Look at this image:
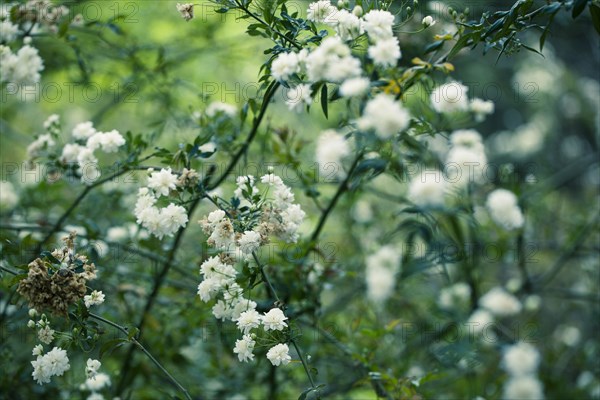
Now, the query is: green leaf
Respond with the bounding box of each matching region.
[99,338,128,358]
[424,40,445,54]
[40,251,60,265]
[320,84,328,119]
[572,0,588,18]
[7,273,27,287]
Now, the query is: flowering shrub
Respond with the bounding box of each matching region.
[1,0,599,399]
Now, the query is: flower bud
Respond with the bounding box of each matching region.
[422,15,435,27]
[352,5,363,17]
[27,320,35,328]
[28,308,38,318]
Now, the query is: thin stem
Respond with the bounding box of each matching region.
[88,313,192,400]
[207,80,280,190]
[291,339,316,389]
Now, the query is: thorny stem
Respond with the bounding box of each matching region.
[88,313,193,400]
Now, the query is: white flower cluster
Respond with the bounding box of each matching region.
[27,312,55,345]
[197,255,292,366]
[365,245,402,304]
[0,1,75,87]
[27,115,126,185]
[486,189,525,230]
[31,346,70,385]
[0,43,44,85]
[502,342,545,399]
[134,168,189,239]
[197,173,305,366]
[445,129,488,187]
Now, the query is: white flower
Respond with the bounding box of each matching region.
[160,203,189,236]
[0,20,21,43]
[233,334,255,362]
[362,10,395,41]
[316,129,351,178]
[86,132,104,151]
[285,84,312,112]
[85,372,111,391]
[306,0,337,24]
[365,245,401,304]
[236,309,261,333]
[31,347,70,385]
[357,94,410,138]
[368,37,401,67]
[339,77,370,97]
[266,343,291,366]
[431,81,470,113]
[38,325,55,344]
[470,98,494,121]
[422,15,436,27]
[407,170,447,207]
[72,121,97,140]
[84,290,105,308]
[206,101,237,118]
[467,308,495,334]
[445,146,488,187]
[212,301,231,320]
[238,230,262,255]
[86,393,104,400]
[262,308,288,331]
[32,344,43,357]
[502,342,540,376]
[486,189,524,230]
[0,181,19,211]
[147,168,178,197]
[450,129,485,153]
[271,52,300,82]
[27,133,55,159]
[333,10,363,40]
[438,282,471,310]
[85,359,101,379]
[479,287,522,317]
[77,148,98,168]
[207,209,226,224]
[60,143,84,163]
[99,130,126,153]
[176,3,194,21]
[197,278,221,302]
[503,376,545,400]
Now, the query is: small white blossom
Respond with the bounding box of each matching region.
[470,98,494,121]
[365,245,401,304]
[503,376,545,400]
[206,101,237,118]
[266,343,291,366]
[316,129,351,178]
[84,290,105,308]
[339,77,370,97]
[502,342,540,376]
[38,325,55,344]
[32,345,43,356]
[147,168,178,197]
[72,121,97,140]
[233,334,255,362]
[362,10,395,41]
[431,81,470,113]
[238,230,262,255]
[407,170,447,207]
[236,309,261,333]
[84,372,111,391]
[85,359,102,379]
[368,37,401,67]
[31,347,70,385]
[271,52,300,82]
[0,181,19,211]
[357,94,410,138]
[176,3,194,21]
[479,287,522,317]
[306,0,337,24]
[262,308,288,331]
[486,189,524,230]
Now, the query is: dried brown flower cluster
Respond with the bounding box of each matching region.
[17,233,97,316]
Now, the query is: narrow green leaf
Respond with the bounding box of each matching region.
[320,84,328,119]
[572,0,588,18]
[590,4,600,35]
